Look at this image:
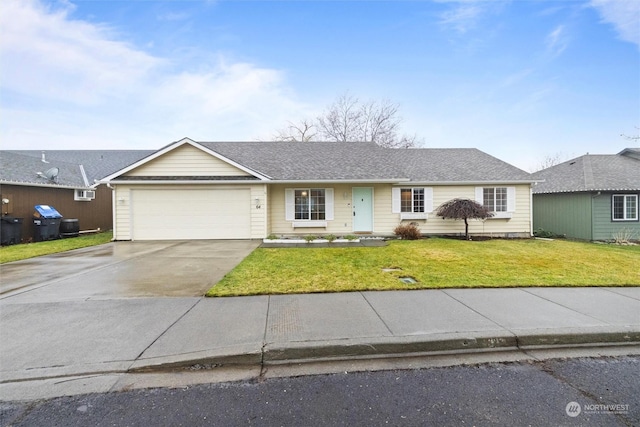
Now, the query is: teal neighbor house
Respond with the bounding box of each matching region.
[532,148,640,241]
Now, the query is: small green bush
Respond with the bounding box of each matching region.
[266,234,278,240]
[394,223,422,240]
[304,234,317,243]
[325,234,337,242]
[344,235,358,241]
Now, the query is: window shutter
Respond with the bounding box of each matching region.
[507,187,516,212]
[285,189,294,221]
[325,188,334,220]
[424,187,434,213]
[475,187,484,204]
[392,187,401,213]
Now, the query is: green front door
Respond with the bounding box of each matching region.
[353,187,373,232]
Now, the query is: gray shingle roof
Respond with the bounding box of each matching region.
[532,150,640,194]
[2,150,153,187]
[3,142,534,186]
[201,142,533,182]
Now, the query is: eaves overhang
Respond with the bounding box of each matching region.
[533,187,640,195]
[267,178,411,184]
[396,180,542,186]
[0,180,93,190]
[102,179,265,185]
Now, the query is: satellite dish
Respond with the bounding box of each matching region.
[44,167,59,180]
[37,167,59,181]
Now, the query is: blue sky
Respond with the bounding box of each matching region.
[1,0,638,171]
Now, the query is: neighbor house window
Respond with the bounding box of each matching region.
[483,187,508,212]
[400,188,425,213]
[295,189,326,220]
[612,194,638,221]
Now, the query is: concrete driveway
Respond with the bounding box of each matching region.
[0,240,260,301]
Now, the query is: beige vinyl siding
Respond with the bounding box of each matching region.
[125,144,251,177]
[250,184,268,238]
[113,185,132,240]
[268,183,531,237]
[113,184,267,240]
[421,185,532,237]
[269,184,355,235]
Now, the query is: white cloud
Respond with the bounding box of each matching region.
[590,0,640,48]
[0,0,309,149]
[436,0,509,35]
[546,25,569,57]
[0,0,161,105]
[439,3,483,34]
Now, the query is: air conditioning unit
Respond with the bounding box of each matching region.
[75,189,96,201]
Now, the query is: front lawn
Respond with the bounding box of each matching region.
[0,232,113,264]
[206,238,640,297]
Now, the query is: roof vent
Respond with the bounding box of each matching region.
[569,161,576,165]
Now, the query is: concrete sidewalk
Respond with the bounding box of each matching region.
[1,287,639,400]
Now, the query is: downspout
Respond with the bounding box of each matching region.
[529,184,534,237]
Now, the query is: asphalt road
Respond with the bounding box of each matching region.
[1,356,637,427]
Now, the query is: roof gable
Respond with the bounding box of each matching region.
[124,143,252,177]
[103,138,269,181]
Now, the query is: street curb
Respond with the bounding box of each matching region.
[128,348,263,373]
[125,329,640,372]
[263,332,517,363]
[516,329,640,348]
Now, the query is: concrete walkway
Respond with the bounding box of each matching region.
[1,286,639,401]
[1,242,639,400]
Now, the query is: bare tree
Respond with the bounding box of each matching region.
[621,126,640,143]
[318,93,419,148]
[274,119,317,142]
[276,92,420,148]
[531,152,568,172]
[435,198,493,240]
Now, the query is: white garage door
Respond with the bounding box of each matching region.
[131,188,251,240]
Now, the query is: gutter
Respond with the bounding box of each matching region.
[400,180,543,186]
[100,179,269,185]
[0,180,91,190]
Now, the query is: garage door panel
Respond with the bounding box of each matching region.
[131,188,251,240]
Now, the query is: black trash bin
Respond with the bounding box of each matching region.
[33,205,63,242]
[1,217,23,245]
[60,218,80,238]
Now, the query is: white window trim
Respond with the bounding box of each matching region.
[612,194,638,221]
[285,188,334,222]
[292,220,328,228]
[400,212,429,220]
[392,187,433,216]
[475,186,515,219]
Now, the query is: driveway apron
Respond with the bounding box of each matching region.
[0,240,260,301]
[0,240,259,386]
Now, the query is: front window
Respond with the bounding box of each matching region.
[612,195,638,221]
[400,188,425,213]
[483,187,507,212]
[295,189,325,220]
